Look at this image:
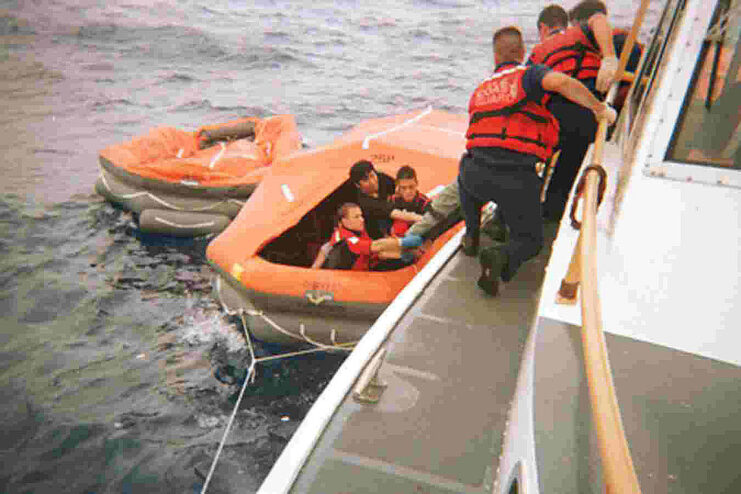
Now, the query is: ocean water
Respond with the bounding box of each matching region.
[0,1,660,492]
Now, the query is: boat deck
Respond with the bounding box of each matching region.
[286,223,558,493]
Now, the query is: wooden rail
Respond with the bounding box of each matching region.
[556,0,650,492]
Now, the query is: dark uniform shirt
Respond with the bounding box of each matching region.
[356,171,396,239]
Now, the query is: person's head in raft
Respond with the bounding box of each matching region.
[568,0,607,25]
[337,202,366,233]
[395,165,419,203]
[350,159,379,196]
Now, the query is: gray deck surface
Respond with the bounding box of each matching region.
[289,223,558,493]
[533,317,741,494]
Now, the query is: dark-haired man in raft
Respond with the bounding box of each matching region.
[349,160,424,239]
[458,25,616,296]
[528,3,619,221]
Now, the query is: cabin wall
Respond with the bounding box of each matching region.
[540,0,740,366]
[601,168,741,366]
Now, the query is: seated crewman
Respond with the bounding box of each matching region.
[374,180,507,261]
[389,165,431,237]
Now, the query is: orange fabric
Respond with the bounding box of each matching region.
[206,109,468,306]
[529,24,601,81]
[466,65,560,161]
[99,115,302,187]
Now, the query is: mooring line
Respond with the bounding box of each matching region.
[199,311,356,493]
[199,314,256,494]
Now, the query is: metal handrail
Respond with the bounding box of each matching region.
[555,0,650,491]
[579,129,641,494]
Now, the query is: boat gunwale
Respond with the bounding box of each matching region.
[255,227,467,494]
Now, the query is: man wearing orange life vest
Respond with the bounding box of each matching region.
[312,203,404,271]
[528,4,619,220]
[458,25,615,296]
[568,0,644,113]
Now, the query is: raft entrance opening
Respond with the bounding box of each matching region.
[258,179,358,267]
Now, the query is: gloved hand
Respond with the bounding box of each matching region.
[596,55,619,93]
[594,102,617,124]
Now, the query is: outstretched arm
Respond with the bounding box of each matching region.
[310,241,333,269]
[542,71,617,123]
[588,13,616,58]
[390,209,424,223]
[588,13,618,92]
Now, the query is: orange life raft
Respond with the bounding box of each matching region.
[95,114,302,236]
[207,108,468,346]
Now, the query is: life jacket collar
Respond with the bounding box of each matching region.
[494,61,520,72]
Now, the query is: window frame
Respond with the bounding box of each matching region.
[664,0,740,172]
[620,0,741,189]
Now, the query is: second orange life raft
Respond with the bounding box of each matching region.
[95,114,303,236]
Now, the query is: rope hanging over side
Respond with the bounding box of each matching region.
[245,309,357,350]
[199,314,258,494]
[199,310,357,494]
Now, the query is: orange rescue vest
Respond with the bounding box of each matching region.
[529,24,601,82]
[329,225,375,271]
[466,65,559,161]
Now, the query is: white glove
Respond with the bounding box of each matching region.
[596,55,618,93]
[594,102,617,125]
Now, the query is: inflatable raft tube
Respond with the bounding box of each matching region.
[138,209,231,237]
[94,170,246,218]
[213,273,373,346]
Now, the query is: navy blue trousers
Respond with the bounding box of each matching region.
[458,152,543,282]
[543,96,598,220]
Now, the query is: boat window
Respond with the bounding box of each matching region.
[666,0,741,169]
[628,0,687,127]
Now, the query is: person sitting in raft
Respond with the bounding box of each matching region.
[374,180,507,261]
[349,160,424,239]
[388,165,431,237]
[311,203,405,271]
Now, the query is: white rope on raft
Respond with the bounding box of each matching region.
[362,105,433,149]
[98,171,245,212]
[248,309,359,351]
[198,310,355,494]
[151,216,219,229]
[208,142,227,169]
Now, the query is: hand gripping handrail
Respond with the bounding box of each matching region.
[556,1,650,492]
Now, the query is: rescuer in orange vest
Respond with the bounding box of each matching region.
[568,0,645,113]
[528,4,619,221]
[458,25,616,296]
